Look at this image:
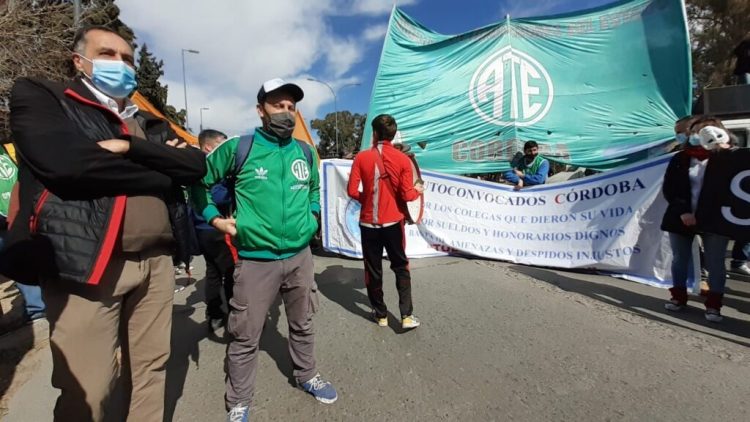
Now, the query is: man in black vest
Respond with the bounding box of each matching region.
[9,26,205,421]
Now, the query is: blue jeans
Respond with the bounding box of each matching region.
[503,170,520,184]
[0,230,46,318]
[15,282,45,318]
[669,232,729,293]
[730,241,750,268]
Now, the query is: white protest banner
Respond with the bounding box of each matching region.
[321,156,680,288]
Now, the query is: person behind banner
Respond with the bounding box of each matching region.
[193,129,237,332]
[661,116,733,323]
[671,115,698,151]
[672,115,713,289]
[347,114,425,330]
[191,78,336,421]
[503,141,549,191]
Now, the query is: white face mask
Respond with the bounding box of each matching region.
[78,55,137,98]
[698,126,730,150]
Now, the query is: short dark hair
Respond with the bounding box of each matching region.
[72,26,127,54]
[371,114,397,141]
[198,129,228,148]
[523,140,538,151]
[689,115,726,132]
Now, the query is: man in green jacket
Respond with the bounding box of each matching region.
[192,78,337,421]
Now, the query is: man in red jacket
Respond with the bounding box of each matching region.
[347,114,424,329]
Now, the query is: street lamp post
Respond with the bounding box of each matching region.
[181,49,200,131]
[73,0,81,27]
[200,107,209,132]
[306,78,361,157]
[307,78,337,157]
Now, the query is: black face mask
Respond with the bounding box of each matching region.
[265,111,296,139]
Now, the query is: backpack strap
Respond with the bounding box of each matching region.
[373,144,407,223]
[224,133,254,215]
[295,140,314,167]
[234,133,255,176]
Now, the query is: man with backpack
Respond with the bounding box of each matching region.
[191,78,337,421]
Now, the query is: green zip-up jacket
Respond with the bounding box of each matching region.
[191,128,320,260]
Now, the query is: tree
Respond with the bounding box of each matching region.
[0,1,75,140]
[164,105,187,127]
[136,44,186,126]
[136,44,167,108]
[0,0,183,141]
[687,0,750,90]
[311,111,367,158]
[80,0,134,45]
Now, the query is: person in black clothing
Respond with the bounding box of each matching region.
[194,129,235,331]
[7,26,205,421]
[732,37,750,85]
[661,116,732,323]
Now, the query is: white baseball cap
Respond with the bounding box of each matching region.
[257,78,304,103]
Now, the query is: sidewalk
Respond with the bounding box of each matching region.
[0,279,49,419]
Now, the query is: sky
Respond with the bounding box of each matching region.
[116,0,614,138]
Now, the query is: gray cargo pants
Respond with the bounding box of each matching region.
[225,247,318,408]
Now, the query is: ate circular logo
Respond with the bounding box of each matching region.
[469,46,554,127]
[0,155,17,181]
[291,159,310,181]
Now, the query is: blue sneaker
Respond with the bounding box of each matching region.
[299,373,338,404]
[226,404,249,422]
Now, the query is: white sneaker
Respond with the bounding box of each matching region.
[664,300,686,312]
[371,311,388,327]
[226,404,249,422]
[401,315,421,329]
[729,264,750,276]
[705,308,723,323]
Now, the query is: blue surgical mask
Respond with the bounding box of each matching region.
[675,133,687,144]
[688,134,701,146]
[80,55,137,98]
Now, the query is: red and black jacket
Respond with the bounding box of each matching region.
[2,77,205,285]
[347,141,420,225]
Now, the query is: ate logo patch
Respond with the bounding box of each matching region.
[291,159,309,181]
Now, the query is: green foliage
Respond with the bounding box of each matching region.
[687,0,750,89]
[311,111,367,158]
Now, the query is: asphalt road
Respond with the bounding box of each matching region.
[4,254,750,421]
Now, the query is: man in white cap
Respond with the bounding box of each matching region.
[192,78,337,422]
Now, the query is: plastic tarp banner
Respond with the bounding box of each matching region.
[362,0,691,174]
[131,91,199,146]
[322,155,702,289]
[130,92,317,153]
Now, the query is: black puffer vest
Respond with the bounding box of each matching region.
[2,79,195,285]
